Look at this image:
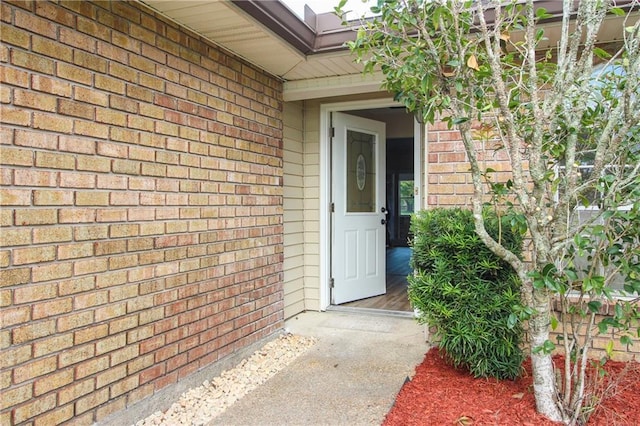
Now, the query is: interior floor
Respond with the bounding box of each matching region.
[342,247,413,312]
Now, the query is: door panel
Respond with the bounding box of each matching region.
[332,112,386,304]
[365,229,378,276]
[345,230,357,279]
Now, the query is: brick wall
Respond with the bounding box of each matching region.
[0,1,284,424]
[426,121,512,207]
[549,299,640,362]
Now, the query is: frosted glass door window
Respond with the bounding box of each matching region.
[346,130,376,213]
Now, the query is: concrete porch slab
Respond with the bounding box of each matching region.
[209,310,429,425]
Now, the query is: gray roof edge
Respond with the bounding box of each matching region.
[231,0,639,57]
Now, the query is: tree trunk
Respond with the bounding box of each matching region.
[529,287,565,423]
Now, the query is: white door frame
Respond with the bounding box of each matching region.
[319,99,425,310]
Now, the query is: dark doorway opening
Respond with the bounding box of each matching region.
[386,137,414,248]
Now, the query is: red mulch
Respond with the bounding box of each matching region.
[384,348,640,426]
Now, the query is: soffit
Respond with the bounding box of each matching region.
[140,1,363,82]
[141,1,308,77]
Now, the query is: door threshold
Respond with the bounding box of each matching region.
[326,305,415,319]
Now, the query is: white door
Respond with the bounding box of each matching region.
[331,112,387,304]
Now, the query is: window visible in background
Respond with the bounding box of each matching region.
[555,63,639,293]
[399,180,414,216]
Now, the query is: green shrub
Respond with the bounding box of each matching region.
[408,208,525,380]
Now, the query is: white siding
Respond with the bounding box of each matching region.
[302,102,322,311]
[283,101,306,318]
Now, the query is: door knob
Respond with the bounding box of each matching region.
[381,219,387,225]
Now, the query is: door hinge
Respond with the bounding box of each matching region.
[331,127,335,138]
[330,278,335,288]
[330,202,335,213]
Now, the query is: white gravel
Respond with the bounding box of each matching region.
[133,333,317,426]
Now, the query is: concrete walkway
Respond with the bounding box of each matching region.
[209,310,429,426]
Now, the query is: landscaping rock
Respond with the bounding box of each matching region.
[133,333,316,426]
